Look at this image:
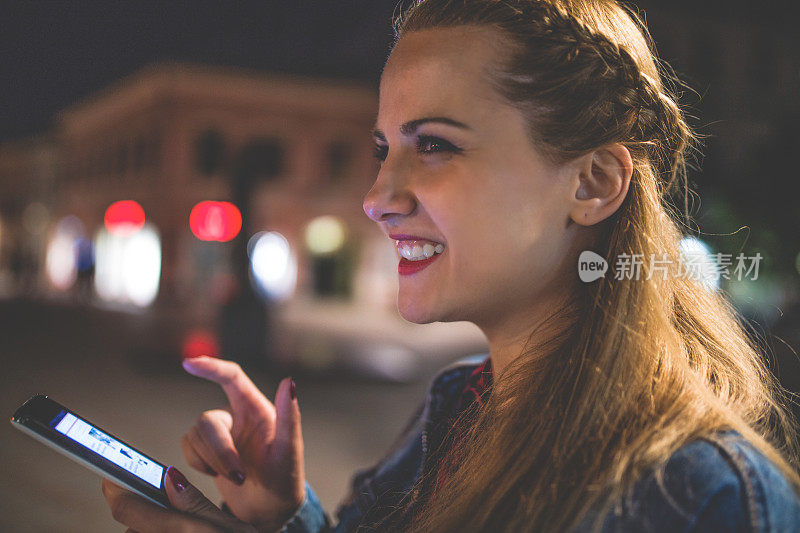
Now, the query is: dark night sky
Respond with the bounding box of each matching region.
[0,1,789,144]
[0,1,398,143]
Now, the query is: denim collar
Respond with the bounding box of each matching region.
[416,353,490,486]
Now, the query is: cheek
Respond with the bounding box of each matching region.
[421,164,566,271]
[451,190,566,282]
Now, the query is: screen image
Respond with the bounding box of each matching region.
[53,412,164,488]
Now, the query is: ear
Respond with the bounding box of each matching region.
[568,143,633,226]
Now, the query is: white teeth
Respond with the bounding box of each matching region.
[395,239,445,261]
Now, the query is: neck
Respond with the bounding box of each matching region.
[479,286,580,377]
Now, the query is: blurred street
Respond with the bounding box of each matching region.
[2,2,799,531]
[0,298,481,531]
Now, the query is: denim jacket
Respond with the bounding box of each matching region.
[277,353,800,532]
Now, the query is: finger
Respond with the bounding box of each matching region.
[194,411,246,484]
[163,466,238,531]
[187,427,229,480]
[182,356,274,419]
[274,377,301,449]
[102,478,192,532]
[181,432,219,477]
[273,377,305,500]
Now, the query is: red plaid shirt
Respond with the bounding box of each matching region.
[432,355,493,497]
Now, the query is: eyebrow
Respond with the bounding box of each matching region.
[371,117,472,141]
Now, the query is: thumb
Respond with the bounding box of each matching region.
[273,377,305,498]
[164,465,233,528]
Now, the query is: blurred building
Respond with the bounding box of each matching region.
[8,4,793,374]
[0,135,58,296]
[55,62,384,303]
[0,62,488,378]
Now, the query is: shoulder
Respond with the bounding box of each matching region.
[586,430,800,533]
[427,352,489,396]
[692,430,800,533]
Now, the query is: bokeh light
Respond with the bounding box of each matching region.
[74,237,95,273]
[304,215,346,255]
[104,200,145,237]
[250,231,297,301]
[189,201,242,242]
[45,216,85,291]
[94,223,162,306]
[182,329,220,359]
[678,236,720,291]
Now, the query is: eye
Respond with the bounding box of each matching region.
[373,143,388,163]
[372,135,463,166]
[416,135,461,156]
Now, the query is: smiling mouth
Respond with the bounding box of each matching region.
[394,239,445,261]
[398,248,443,275]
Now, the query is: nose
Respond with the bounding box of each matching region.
[362,172,416,223]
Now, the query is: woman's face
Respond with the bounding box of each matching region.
[363,26,587,331]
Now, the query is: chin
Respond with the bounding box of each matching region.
[396,296,439,324]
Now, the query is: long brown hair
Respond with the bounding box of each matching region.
[363,0,800,531]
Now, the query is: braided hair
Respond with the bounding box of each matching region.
[358,1,800,532]
[393,0,700,208]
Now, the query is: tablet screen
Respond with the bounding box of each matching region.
[52,411,164,488]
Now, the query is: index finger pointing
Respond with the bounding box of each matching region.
[182,357,272,417]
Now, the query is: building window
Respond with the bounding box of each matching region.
[84,153,94,179]
[88,151,97,178]
[194,129,226,177]
[150,132,162,169]
[235,137,284,181]
[98,147,113,178]
[324,140,353,185]
[116,143,128,176]
[133,137,147,172]
[305,216,353,299]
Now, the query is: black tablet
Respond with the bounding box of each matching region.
[10,394,170,509]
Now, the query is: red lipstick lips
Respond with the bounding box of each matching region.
[389,233,445,276]
[398,252,442,275]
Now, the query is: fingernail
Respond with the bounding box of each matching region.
[230,470,246,485]
[167,466,188,492]
[290,378,296,400]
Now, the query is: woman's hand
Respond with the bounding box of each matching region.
[180,356,305,531]
[101,465,257,532]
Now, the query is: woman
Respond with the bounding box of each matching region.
[102,0,800,531]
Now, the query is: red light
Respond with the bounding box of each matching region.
[182,330,220,360]
[189,201,242,242]
[104,200,145,236]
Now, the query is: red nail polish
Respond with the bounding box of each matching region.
[230,470,246,485]
[167,466,188,492]
[290,378,296,400]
